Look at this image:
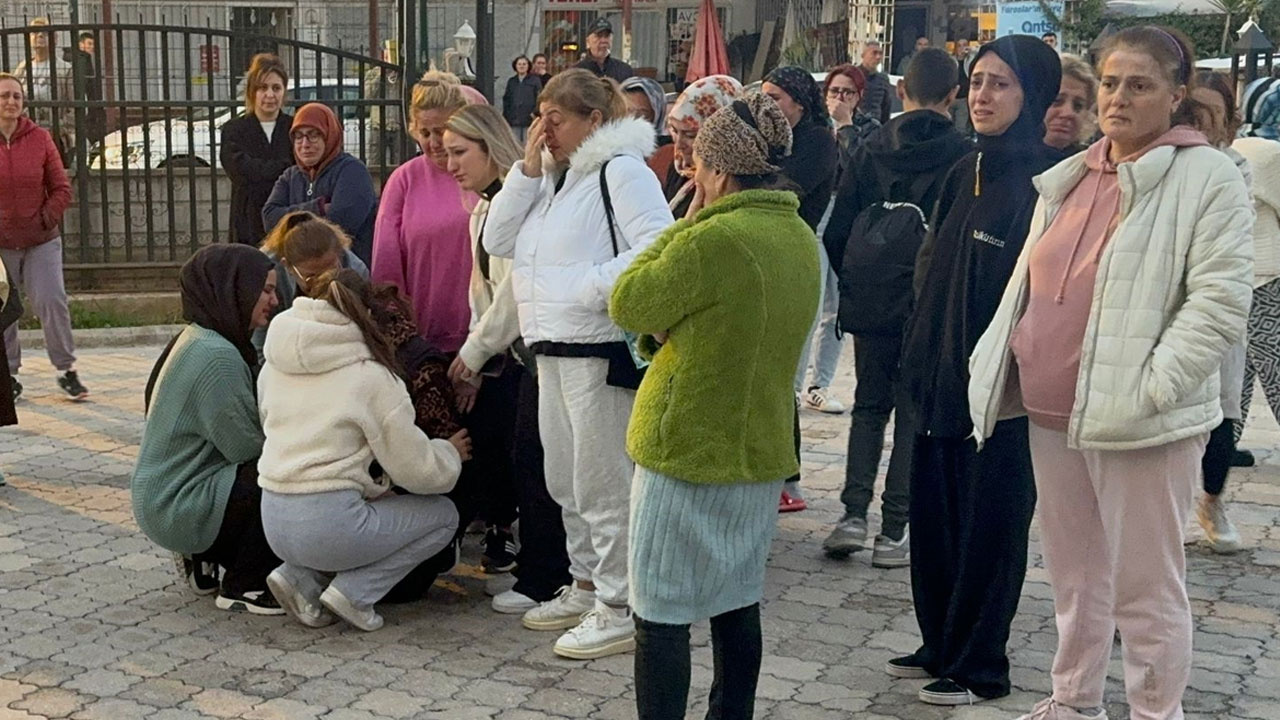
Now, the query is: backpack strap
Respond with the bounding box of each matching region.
[599,159,619,257]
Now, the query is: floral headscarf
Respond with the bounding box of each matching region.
[667,75,743,136]
[1240,77,1280,140]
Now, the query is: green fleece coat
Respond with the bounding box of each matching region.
[610,189,821,485]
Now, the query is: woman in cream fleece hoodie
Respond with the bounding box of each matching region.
[257,269,472,632]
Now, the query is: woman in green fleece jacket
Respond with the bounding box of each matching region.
[609,92,821,720]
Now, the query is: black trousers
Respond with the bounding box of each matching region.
[1203,419,1235,496]
[196,463,280,595]
[511,367,572,602]
[909,417,1035,699]
[785,402,801,486]
[842,333,911,538]
[459,362,521,529]
[634,604,762,720]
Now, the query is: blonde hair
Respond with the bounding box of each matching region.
[539,69,627,123]
[0,72,20,92]
[261,211,351,267]
[411,71,467,115]
[244,53,289,114]
[1060,54,1098,143]
[445,104,523,179]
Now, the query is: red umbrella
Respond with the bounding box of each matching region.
[685,0,730,84]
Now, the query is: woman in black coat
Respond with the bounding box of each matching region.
[220,53,295,246]
[502,56,542,142]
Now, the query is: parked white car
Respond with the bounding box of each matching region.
[89,78,399,170]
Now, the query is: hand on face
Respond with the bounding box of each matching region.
[523,116,546,177]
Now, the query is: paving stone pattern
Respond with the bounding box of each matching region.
[1,345,1278,719]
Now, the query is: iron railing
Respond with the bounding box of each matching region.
[1,20,408,266]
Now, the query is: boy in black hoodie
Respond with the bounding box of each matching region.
[821,49,972,567]
[892,35,1064,706]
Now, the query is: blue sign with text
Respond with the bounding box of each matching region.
[996,1,1064,37]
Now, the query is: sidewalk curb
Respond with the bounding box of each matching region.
[18,325,184,350]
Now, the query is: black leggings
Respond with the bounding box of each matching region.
[634,604,762,720]
[1202,419,1235,496]
[197,463,280,595]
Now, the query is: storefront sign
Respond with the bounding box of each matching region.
[995,1,1062,37]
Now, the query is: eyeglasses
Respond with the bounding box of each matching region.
[291,130,324,145]
[826,87,860,100]
[284,258,328,287]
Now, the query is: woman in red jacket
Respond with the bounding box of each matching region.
[0,72,83,402]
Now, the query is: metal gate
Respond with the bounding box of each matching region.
[1,19,407,268]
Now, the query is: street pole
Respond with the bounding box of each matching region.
[622,0,633,63]
[476,0,495,101]
[419,0,429,76]
[369,0,379,60]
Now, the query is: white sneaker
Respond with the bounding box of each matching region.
[803,386,847,414]
[1016,697,1108,720]
[493,589,539,614]
[1198,495,1242,554]
[553,601,636,659]
[319,586,384,632]
[521,584,595,631]
[267,569,335,628]
[871,527,911,569]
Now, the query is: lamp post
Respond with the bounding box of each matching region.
[1232,19,1274,88]
[449,20,477,84]
[476,0,494,102]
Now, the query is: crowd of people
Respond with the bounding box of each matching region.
[0,20,1275,719]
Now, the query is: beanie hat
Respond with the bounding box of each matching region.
[971,35,1062,142]
[693,92,793,176]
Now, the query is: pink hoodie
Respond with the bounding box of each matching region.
[1010,126,1208,431]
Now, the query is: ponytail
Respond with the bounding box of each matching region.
[314,269,405,382]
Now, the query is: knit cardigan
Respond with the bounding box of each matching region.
[610,189,821,485]
[131,325,263,555]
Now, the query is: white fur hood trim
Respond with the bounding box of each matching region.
[567,117,657,173]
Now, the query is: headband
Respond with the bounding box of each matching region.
[1153,27,1188,82]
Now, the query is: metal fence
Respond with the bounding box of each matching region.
[0,20,405,266]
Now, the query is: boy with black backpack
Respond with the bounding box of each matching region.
[820,48,972,567]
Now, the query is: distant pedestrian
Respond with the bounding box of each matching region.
[1232,77,1280,470]
[65,31,104,143]
[0,72,85,403]
[620,76,667,140]
[894,35,1062,706]
[220,53,295,246]
[363,46,405,168]
[132,244,283,615]
[575,19,634,84]
[896,35,930,74]
[503,55,542,142]
[1043,54,1097,154]
[532,53,553,88]
[14,18,74,164]
[970,27,1252,720]
[257,268,471,632]
[484,68,673,660]
[648,75,741,219]
[820,48,970,568]
[857,41,893,124]
[611,91,821,720]
[262,103,378,265]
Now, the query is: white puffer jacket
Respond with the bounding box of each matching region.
[969,144,1254,451]
[457,197,520,373]
[483,117,675,345]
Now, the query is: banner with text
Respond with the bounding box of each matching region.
[996,1,1062,37]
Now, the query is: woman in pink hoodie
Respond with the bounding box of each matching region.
[968,27,1253,720]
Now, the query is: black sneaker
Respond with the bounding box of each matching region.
[918,679,984,706]
[57,371,88,401]
[481,526,517,574]
[886,653,934,679]
[1231,449,1256,467]
[173,553,220,596]
[11,378,21,402]
[215,588,285,616]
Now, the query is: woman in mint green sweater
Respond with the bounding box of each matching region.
[131,244,283,616]
[609,93,821,720]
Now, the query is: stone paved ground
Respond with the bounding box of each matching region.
[1,344,1278,720]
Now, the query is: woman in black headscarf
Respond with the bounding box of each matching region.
[891,35,1063,706]
[762,66,838,231]
[132,245,285,616]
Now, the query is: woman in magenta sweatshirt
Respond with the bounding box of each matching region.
[371,72,478,354]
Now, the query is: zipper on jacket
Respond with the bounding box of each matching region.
[306,179,315,199]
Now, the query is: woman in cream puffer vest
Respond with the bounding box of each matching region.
[968,26,1253,720]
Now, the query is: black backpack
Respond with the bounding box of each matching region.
[837,172,940,337]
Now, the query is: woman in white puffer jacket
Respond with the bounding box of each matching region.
[482,69,674,661]
[968,27,1253,720]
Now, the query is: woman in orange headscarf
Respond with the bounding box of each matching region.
[262,103,378,265]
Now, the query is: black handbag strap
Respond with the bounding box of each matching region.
[599,159,619,257]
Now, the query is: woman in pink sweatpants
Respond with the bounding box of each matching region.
[967,26,1255,720]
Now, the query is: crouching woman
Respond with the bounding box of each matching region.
[610,92,821,720]
[256,269,472,632]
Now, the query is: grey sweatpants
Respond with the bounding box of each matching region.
[261,489,458,608]
[2,238,76,375]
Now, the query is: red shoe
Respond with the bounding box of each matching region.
[778,491,807,513]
